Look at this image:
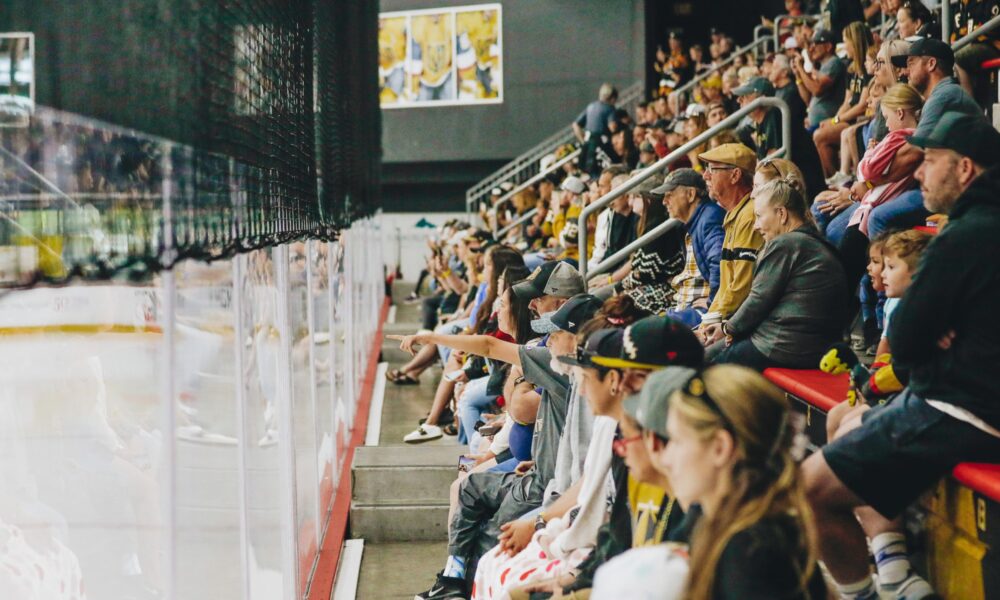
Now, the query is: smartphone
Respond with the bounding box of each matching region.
[477,424,501,437]
[443,369,465,382]
[458,455,476,473]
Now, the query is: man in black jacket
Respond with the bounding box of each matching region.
[803,112,1000,600]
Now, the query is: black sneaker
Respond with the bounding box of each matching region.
[414,571,467,600]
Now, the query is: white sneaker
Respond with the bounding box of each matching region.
[881,570,938,599]
[404,424,442,443]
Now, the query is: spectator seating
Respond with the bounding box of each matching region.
[763,367,1000,600]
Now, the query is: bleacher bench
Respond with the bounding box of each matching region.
[763,368,1000,600]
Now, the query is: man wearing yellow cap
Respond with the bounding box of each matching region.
[696,143,764,346]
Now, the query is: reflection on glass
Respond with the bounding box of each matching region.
[0,279,169,598]
[0,33,34,128]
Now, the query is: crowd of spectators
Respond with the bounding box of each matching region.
[392,1,1000,598]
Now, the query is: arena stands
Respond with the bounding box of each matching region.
[371,3,1000,599]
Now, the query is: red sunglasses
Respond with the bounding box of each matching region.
[612,434,643,457]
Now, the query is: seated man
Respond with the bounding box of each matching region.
[653,168,724,328]
[804,113,1000,600]
[694,143,765,345]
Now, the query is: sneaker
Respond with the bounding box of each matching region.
[881,571,939,599]
[404,424,443,443]
[414,572,467,600]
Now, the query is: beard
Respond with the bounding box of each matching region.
[922,170,962,214]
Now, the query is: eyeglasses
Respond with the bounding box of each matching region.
[682,373,733,430]
[612,433,643,457]
[706,165,737,174]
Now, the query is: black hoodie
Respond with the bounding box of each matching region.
[889,167,1000,430]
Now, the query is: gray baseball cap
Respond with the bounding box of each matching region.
[512,261,586,300]
[651,168,707,196]
[623,366,697,437]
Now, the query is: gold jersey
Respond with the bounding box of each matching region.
[378,18,407,71]
[411,15,453,86]
[457,10,498,69]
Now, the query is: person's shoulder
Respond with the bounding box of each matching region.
[722,514,800,563]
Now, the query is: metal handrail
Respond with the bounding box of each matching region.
[488,149,581,233]
[497,207,538,238]
[753,25,772,61]
[588,219,683,281]
[941,0,951,44]
[772,13,821,56]
[952,15,1000,52]
[669,37,771,101]
[578,96,791,281]
[466,80,645,213]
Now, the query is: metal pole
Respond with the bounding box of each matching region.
[942,0,951,43]
[497,207,538,239]
[588,219,683,280]
[773,14,821,58]
[578,96,790,281]
[952,15,1000,51]
[489,149,581,234]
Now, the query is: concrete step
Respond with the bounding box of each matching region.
[349,502,450,543]
[349,445,462,542]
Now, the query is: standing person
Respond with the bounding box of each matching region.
[793,29,848,133]
[573,84,618,177]
[696,144,764,344]
[655,169,725,328]
[804,112,1000,600]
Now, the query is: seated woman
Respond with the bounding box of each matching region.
[592,175,685,315]
[706,179,848,370]
[592,365,827,599]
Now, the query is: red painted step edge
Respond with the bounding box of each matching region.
[306,296,391,599]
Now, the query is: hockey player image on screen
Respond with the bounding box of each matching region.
[409,13,455,102]
[378,16,408,105]
[456,8,501,101]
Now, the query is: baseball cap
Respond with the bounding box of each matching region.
[702,74,723,89]
[639,141,656,153]
[783,36,799,50]
[558,328,624,368]
[631,172,665,195]
[906,111,1000,168]
[891,37,954,69]
[652,118,671,131]
[512,261,586,300]
[623,366,698,438]
[531,293,604,335]
[463,228,493,244]
[561,175,586,195]
[698,143,757,174]
[590,315,705,370]
[651,168,707,196]
[733,76,775,97]
[811,28,835,44]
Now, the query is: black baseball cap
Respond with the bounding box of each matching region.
[512,261,585,300]
[652,118,671,131]
[558,328,624,368]
[651,168,707,196]
[531,293,604,334]
[891,37,954,69]
[811,28,835,45]
[590,315,704,370]
[906,111,1000,168]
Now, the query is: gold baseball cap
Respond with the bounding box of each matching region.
[698,143,757,175]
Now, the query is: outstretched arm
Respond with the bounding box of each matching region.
[388,332,521,368]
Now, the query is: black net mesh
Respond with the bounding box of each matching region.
[0,0,380,287]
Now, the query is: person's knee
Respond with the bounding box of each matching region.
[802,452,839,510]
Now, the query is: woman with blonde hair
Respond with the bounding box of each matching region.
[753,158,806,195]
[592,365,827,599]
[683,113,709,172]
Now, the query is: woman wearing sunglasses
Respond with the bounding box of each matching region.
[600,364,825,599]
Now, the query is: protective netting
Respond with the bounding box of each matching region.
[0,0,380,287]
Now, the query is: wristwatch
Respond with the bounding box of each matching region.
[534,514,547,531]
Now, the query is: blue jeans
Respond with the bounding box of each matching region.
[812,201,859,247]
[458,376,497,450]
[867,189,929,239]
[435,318,469,364]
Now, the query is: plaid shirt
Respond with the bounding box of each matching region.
[671,234,710,311]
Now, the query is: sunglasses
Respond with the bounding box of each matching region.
[612,432,643,457]
[683,373,733,430]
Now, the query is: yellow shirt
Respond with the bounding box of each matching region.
[627,477,676,547]
[708,193,765,318]
[412,15,453,86]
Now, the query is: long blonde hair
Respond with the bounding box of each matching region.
[842,21,873,75]
[672,365,819,600]
[880,82,923,114]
